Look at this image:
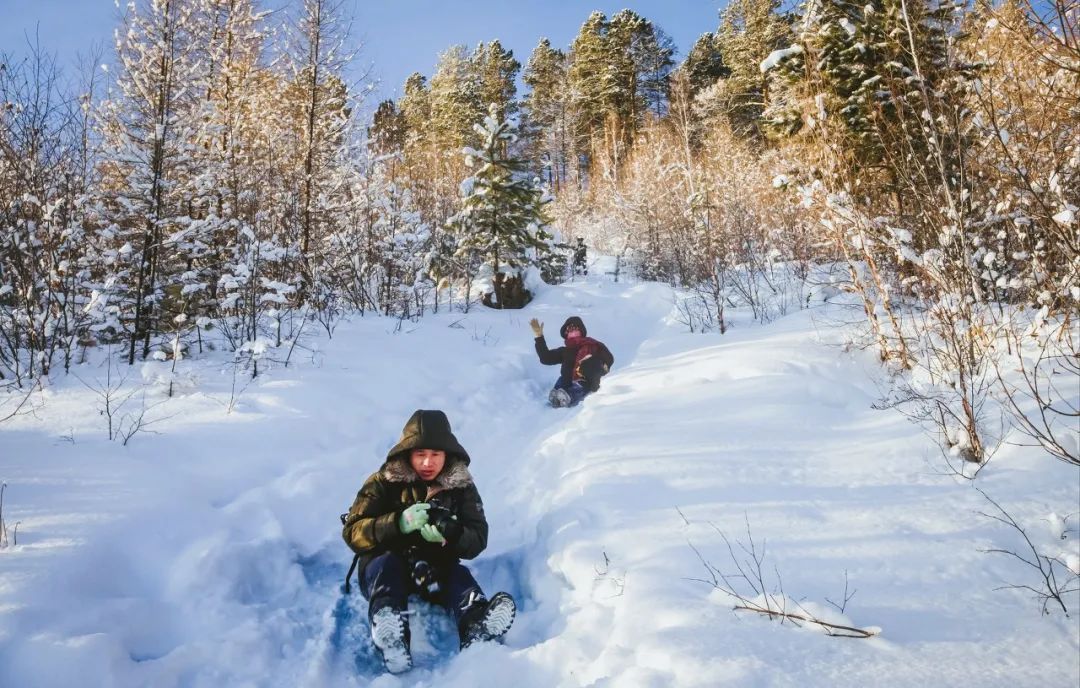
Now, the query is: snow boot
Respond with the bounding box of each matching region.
[458,591,516,650]
[371,606,411,674]
[548,388,571,408]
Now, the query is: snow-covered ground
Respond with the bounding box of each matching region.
[1,265,1077,687]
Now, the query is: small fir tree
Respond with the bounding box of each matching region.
[449,105,553,309]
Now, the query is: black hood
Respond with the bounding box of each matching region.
[385,409,471,465]
[559,316,587,339]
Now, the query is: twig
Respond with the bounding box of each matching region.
[826,570,857,614]
[0,382,38,424]
[976,488,1077,616]
[731,606,878,638]
[687,516,880,639]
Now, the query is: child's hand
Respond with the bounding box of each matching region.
[529,318,543,337]
[420,523,446,545]
[398,503,430,534]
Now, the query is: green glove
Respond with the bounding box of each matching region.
[398,503,430,534]
[419,523,446,545]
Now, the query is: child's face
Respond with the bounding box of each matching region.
[410,449,446,481]
[565,327,582,342]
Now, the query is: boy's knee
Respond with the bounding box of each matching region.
[363,552,409,603]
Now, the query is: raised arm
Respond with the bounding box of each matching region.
[531,318,564,365]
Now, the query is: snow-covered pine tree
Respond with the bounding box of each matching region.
[323,152,431,319]
[96,0,204,365]
[429,46,485,155]
[713,0,792,141]
[372,164,432,319]
[369,100,408,156]
[182,0,270,337]
[280,0,358,306]
[623,13,676,121]
[449,105,552,309]
[396,73,443,226]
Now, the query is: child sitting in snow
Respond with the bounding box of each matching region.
[341,410,516,673]
[530,316,614,407]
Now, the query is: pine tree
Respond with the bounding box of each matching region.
[429,45,484,152]
[714,0,792,140]
[634,22,676,119]
[472,40,520,120]
[567,11,614,166]
[281,0,357,300]
[371,161,431,318]
[682,32,730,96]
[369,100,407,155]
[185,0,270,341]
[97,0,204,364]
[565,10,676,179]
[449,105,552,309]
[523,38,571,191]
[399,73,432,140]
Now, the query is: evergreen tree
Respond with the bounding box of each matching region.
[565,10,676,177]
[281,0,357,299]
[399,73,431,140]
[449,105,552,309]
[523,38,571,191]
[762,0,960,171]
[186,0,270,341]
[634,22,676,119]
[429,45,484,152]
[682,32,730,96]
[567,11,614,164]
[97,0,204,364]
[370,161,431,318]
[714,0,792,140]
[369,99,407,155]
[472,40,520,120]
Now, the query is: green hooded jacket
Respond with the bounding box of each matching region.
[342,410,488,579]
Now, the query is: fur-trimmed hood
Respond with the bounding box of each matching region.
[381,455,475,489]
[380,409,474,489]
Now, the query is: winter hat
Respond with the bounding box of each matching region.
[559,316,587,339]
[385,410,471,465]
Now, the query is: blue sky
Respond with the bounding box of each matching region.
[2,1,725,108]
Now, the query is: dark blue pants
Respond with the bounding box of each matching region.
[553,377,589,406]
[361,552,483,625]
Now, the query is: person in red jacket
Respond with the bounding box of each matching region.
[530,315,614,407]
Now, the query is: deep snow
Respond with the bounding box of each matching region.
[1,266,1077,687]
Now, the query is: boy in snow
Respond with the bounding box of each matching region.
[530,315,614,407]
[341,410,516,673]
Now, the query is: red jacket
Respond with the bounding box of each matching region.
[534,335,614,390]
